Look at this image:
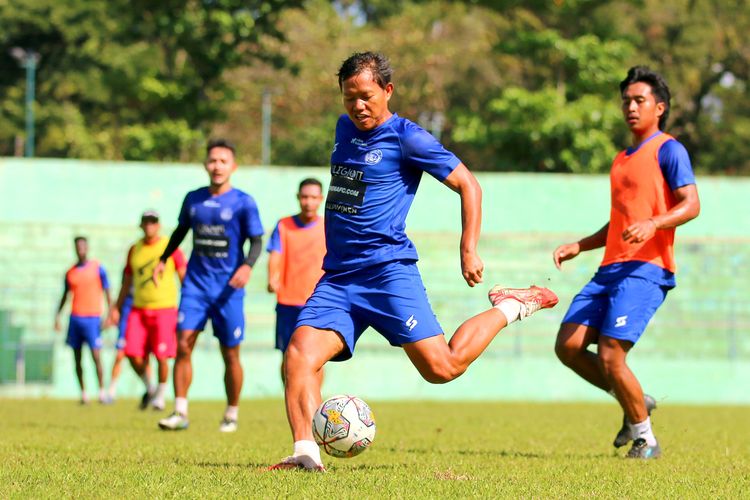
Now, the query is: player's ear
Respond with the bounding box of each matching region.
[384,82,394,101]
[655,100,665,118]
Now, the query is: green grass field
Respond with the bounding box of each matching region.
[1,399,748,498]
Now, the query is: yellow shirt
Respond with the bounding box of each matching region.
[125,237,185,309]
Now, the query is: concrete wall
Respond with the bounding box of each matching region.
[1,158,748,403]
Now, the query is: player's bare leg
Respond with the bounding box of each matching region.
[108,349,125,401]
[598,337,646,422]
[159,329,198,430]
[90,348,107,403]
[598,335,660,457]
[270,326,343,471]
[405,286,558,383]
[219,345,243,432]
[555,323,610,391]
[128,355,155,409]
[403,309,508,383]
[150,358,169,411]
[173,329,199,399]
[73,349,86,403]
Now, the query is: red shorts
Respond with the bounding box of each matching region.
[124,307,177,360]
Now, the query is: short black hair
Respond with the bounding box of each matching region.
[619,66,671,130]
[298,178,322,192]
[73,236,87,244]
[206,138,236,156]
[337,52,393,91]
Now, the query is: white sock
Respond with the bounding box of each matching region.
[494,299,522,324]
[81,390,89,402]
[630,417,657,446]
[293,440,322,464]
[175,397,188,416]
[108,379,118,398]
[99,388,107,401]
[224,405,239,421]
[140,372,154,393]
[153,383,168,403]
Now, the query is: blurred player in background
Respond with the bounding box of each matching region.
[271,52,558,471]
[109,210,186,411]
[54,236,112,404]
[155,139,264,432]
[266,178,326,383]
[553,66,700,459]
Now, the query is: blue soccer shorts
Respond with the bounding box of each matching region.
[178,291,245,347]
[66,315,103,350]
[562,275,668,344]
[295,260,443,361]
[275,303,303,352]
[117,295,133,351]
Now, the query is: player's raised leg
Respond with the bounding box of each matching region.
[269,326,345,471]
[404,285,558,383]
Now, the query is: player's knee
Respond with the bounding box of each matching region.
[284,341,315,373]
[554,340,577,366]
[419,360,465,384]
[598,351,625,377]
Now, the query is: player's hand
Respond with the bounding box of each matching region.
[267,280,279,293]
[553,242,581,269]
[622,218,657,244]
[229,264,252,289]
[54,317,62,333]
[152,260,166,287]
[461,251,484,288]
[105,308,120,328]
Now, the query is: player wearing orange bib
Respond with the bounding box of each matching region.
[266,178,326,382]
[54,236,112,404]
[110,211,187,410]
[553,67,700,459]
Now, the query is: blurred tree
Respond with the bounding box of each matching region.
[0,0,301,160]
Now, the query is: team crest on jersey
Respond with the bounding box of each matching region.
[365,149,383,164]
[220,208,233,221]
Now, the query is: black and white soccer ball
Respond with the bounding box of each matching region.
[312,395,376,458]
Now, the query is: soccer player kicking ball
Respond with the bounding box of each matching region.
[109,210,187,411]
[266,178,326,383]
[155,139,264,432]
[553,66,700,459]
[54,236,112,404]
[270,52,558,472]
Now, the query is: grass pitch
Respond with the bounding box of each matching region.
[1,398,748,498]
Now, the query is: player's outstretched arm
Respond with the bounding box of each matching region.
[553,223,609,269]
[442,163,483,287]
[154,224,190,285]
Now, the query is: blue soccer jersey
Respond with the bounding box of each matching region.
[324,113,460,270]
[178,187,264,296]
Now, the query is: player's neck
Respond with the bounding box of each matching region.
[630,126,661,148]
[297,212,318,225]
[209,182,232,196]
[143,235,160,245]
[76,258,87,266]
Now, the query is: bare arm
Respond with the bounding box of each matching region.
[442,162,483,287]
[267,251,282,293]
[622,184,700,244]
[54,283,69,332]
[553,223,609,270]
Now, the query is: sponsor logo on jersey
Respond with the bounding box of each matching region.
[351,138,367,147]
[331,164,364,181]
[615,315,628,328]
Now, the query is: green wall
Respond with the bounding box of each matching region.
[0,159,748,403]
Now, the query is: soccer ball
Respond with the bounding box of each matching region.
[312,395,376,458]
